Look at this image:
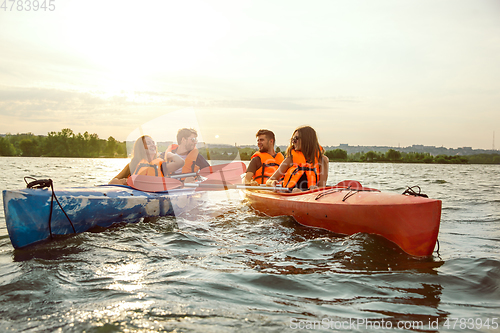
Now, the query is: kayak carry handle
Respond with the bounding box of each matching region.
[402,186,428,198]
[24,177,52,189]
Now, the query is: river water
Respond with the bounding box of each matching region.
[0,157,499,332]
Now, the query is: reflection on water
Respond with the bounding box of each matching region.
[0,158,499,332]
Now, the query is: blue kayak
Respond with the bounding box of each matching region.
[3,185,200,249]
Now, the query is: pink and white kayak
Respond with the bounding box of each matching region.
[244,181,441,257]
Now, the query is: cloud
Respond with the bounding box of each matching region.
[0,1,499,148]
[0,87,117,117]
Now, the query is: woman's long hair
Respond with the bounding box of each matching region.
[130,135,154,172]
[286,126,322,164]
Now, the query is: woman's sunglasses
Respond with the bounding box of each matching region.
[292,136,300,143]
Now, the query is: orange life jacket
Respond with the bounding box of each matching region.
[166,144,200,174]
[131,158,166,177]
[282,149,320,189]
[251,151,284,184]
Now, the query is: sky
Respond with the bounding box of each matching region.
[0,0,499,149]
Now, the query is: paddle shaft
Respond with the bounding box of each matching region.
[183,183,288,191]
[170,173,197,179]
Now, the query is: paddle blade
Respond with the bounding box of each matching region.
[186,183,288,191]
[199,162,247,178]
[127,175,183,192]
[199,162,247,185]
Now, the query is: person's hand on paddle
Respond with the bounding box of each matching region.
[266,179,278,187]
[183,176,196,183]
[243,178,259,186]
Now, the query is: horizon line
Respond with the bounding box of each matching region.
[1,133,496,151]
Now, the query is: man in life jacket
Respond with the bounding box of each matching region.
[243,129,284,185]
[162,128,210,181]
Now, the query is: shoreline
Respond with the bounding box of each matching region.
[1,155,499,165]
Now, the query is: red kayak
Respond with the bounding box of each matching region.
[245,180,441,257]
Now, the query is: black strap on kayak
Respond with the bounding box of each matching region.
[402,185,428,198]
[314,188,362,202]
[315,186,379,201]
[24,177,76,238]
[342,190,358,202]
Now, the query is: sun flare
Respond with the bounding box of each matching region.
[60,0,229,93]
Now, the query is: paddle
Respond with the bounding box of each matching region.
[157,162,246,181]
[198,162,246,177]
[127,175,183,192]
[184,183,289,191]
[127,175,250,193]
[127,162,247,192]
[170,173,197,179]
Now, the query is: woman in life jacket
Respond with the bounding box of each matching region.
[266,126,329,192]
[109,135,184,185]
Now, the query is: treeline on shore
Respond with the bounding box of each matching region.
[322,149,500,164]
[1,131,498,164]
[0,129,126,158]
[234,148,498,164]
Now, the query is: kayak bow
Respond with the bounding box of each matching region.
[3,185,199,249]
[245,181,441,257]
